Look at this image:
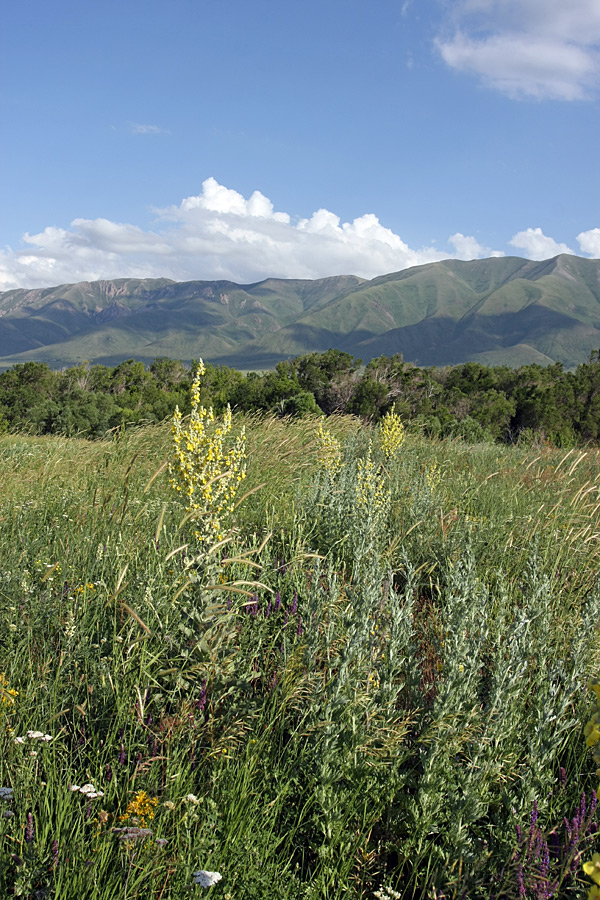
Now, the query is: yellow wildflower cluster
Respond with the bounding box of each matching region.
[170,361,246,547]
[583,679,600,897]
[378,411,405,460]
[356,443,390,520]
[75,582,96,594]
[316,422,342,479]
[425,461,441,492]
[119,790,158,827]
[0,672,17,707]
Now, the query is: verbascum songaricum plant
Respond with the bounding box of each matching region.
[316,421,342,479]
[377,410,405,460]
[582,678,600,898]
[170,361,246,549]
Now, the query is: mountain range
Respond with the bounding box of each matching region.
[1,254,599,370]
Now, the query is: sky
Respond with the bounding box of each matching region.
[0,0,599,290]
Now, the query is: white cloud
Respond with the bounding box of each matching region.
[437,0,600,99]
[128,122,170,135]
[449,232,505,259]
[578,228,600,256]
[509,227,574,258]
[0,178,588,291]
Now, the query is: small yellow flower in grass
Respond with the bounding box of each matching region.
[378,411,405,460]
[0,673,18,707]
[119,790,158,827]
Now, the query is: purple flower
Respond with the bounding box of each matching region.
[51,839,59,869]
[196,679,207,713]
[25,812,34,844]
[291,591,298,615]
[274,591,281,611]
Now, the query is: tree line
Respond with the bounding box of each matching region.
[3,349,600,446]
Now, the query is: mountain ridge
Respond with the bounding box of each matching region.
[1,255,599,369]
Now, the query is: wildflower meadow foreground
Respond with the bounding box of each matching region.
[2,363,600,898]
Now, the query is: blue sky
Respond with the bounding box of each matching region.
[1,0,599,289]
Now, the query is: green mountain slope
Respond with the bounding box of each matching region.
[0,255,599,369]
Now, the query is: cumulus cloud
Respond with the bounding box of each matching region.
[436,0,600,99]
[0,178,593,291]
[578,228,600,256]
[449,232,505,259]
[509,227,574,258]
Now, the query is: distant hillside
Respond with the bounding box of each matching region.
[1,254,599,369]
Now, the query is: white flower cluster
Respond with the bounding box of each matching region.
[70,783,104,800]
[192,870,222,888]
[14,730,53,744]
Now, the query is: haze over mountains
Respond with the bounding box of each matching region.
[1,254,599,371]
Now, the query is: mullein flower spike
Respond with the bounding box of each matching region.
[582,680,600,894]
[170,360,246,548]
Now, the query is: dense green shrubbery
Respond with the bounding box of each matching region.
[1,393,600,897]
[4,348,600,446]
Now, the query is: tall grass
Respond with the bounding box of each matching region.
[0,416,598,898]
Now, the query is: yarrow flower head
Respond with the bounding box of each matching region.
[70,783,104,799]
[192,870,222,887]
[170,360,246,549]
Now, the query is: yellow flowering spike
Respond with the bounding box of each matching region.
[378,411,405,460]
[425,461,441,492]
[590,679,600,703]
[170,361,246,549]
[316,422,342,479]
[356,442,390,523]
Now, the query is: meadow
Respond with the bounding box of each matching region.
[1,389,600,899]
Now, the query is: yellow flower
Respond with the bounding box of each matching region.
[0,673,17,707]
[378,411,405,459]
[584,853,600,886]
[119,790,158,827]
[170,360,246,549]
[316,423,342,478]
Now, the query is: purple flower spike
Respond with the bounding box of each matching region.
[275,591,281,611]
[291,591,298,615]
[25,812,35,844]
